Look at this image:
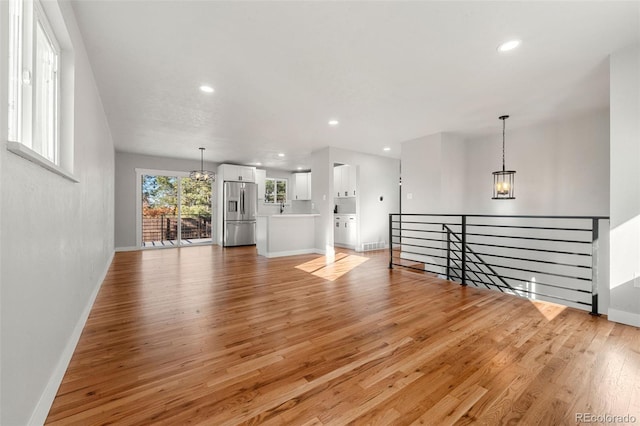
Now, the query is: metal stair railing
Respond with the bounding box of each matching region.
[389,214,609,315]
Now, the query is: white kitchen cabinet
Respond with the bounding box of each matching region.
[334,215,344,244]
[293,172,311,200]
[218,164,256,182]
[346,166,356,198]
[255,169,266,200]
[334,166,343,198]
[334,214,356,248]
[333,165,356,198]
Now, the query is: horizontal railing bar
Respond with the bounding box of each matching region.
[465,232,591,244]
[390,235,445,244]
[445,228,591,256]
[452,241,591,257]
[391,213,609,220]
[466,223,592,232]
[390,262,444,274]
[459,269,592,293]
[391,228,448,235]
[465,252,592,270]
[473,282,591,306]
[462,260,591,281]
[390,246,447,262]
[391,220,462,226]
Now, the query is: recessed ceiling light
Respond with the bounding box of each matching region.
[278,153,285,157]
[497,40,520,52]
[255,162,262,166]
[297,167,302,170]
[383,147,391,151]
[199,85,214,93]
[328,120,339,126]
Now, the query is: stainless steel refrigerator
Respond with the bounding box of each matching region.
[223,181,257,246]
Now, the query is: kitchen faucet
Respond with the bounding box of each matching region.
[280,201,285,214]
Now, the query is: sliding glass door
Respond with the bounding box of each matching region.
[179,176,212,244]
[139,171,212,248]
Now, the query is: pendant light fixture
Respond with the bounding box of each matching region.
[492,115,516,199]
[190,147,216,182]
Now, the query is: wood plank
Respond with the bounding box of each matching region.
[45,245,640,424]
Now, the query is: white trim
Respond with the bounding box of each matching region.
[135,168,189,246]
[28,251,114,425]
[135,168,210,248]
[608,308,640,327]
[7,140,78,182]
[115,246,140,252]
[261,248,324,258]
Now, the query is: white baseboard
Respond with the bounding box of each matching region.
[263,248,324,258]
[115,246,140,252]
[29,251,114,425]
[608,308,640,327]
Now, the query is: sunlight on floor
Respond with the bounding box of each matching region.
[296,254,370,281]
[529,299,567,321]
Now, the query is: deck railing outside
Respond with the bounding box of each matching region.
[142,214,212,244]
[389,214,609,315]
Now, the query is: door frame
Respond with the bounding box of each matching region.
[136,168,211,248]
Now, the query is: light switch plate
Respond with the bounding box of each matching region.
[407,193,413,200]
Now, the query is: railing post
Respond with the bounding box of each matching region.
[389,214,393,269]
[444,225,451,280]
[590,218,600,316]
[461,215,467,286]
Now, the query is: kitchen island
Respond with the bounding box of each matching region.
[256,214,320,258]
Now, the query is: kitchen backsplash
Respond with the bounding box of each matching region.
[334,197,356,214]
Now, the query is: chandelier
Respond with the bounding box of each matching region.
[190,147,216,182]
[492,115,516,199]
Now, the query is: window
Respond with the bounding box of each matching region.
[264,178,287,204]
[8,0,73,179]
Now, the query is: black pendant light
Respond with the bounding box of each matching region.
[190,147,216,182]
[492,115,516,199]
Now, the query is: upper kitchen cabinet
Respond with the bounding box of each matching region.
[334,164,356,198]
[255,169,267,200]
[293,172,312,200]
[218,164,256,182]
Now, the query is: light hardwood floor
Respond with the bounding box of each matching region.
[46,245,640,425]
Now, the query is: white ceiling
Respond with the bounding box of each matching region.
[70,1,639,171]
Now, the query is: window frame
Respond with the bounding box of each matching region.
[264,177,288,204]
[7,0,75,181]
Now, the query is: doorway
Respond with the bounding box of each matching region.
[137,169,213,248]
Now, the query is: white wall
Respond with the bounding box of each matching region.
[311,147,333,254]
[401,133,466,214]
[114,151,219,249]
[0,2,115,424]
[464,110,610,216]
[609,44,640,326]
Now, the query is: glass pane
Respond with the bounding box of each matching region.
[8,0,22,142]
[265,179,275,203]
[180,177,212,244]
[276,180,287,203]
[33,20,58,163]
[141,175,178,247]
